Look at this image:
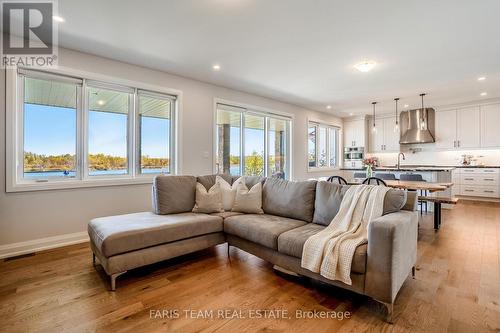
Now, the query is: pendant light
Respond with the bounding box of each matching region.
[371,102,377,132]
[394,98,400,132]
[419,93,426,130]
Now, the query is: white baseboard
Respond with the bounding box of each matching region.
[0,231,89,259]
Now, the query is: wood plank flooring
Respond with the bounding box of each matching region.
[1,201,500,332]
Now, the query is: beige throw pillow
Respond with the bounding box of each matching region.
[192,182,224,213]
[232,181,264,214]
[216,175,243,211]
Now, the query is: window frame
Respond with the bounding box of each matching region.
[213,99,293,179]
[6,67,180,192]
[307,120,340,172]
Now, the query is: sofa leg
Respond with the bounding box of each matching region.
[110,271,127,291]
[227,244,231,263]
[412,266,416,279]
[92,253,96,265]
[382,301,394,324]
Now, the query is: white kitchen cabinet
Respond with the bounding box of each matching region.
[456,107,480,148]
[455,168,500,199]
[435,110,457,149]
[369,116,399,152]
[481,104,500,147]
[343,118,365,147]
[383,117,400,151]
[435,107,480,149]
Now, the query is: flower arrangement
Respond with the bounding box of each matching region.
[363,157,378,177]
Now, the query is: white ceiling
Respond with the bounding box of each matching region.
[56,0,500,117]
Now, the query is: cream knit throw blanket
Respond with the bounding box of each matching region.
[301,184,390,285]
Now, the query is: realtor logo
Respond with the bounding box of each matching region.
[1,1,58,67]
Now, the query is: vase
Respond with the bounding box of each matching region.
[366,165,373,178]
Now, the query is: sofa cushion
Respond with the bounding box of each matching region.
[192,182,224,213]
[313,182,408,225]
[224,214,306,250]
[313,182,349,226]
[197,174,233,191]
[210,211,244,219]
[233,176,266,189]
[383,189,407,215]
[152,175,196,214]
[262,178,317,222]
[88,212,223,257]
[277,224,368,274]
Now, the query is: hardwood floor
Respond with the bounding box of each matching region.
[1,201,500,332]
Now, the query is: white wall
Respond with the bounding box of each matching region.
[0,48,342,253]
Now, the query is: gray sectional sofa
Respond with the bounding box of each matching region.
[88,174,418,322]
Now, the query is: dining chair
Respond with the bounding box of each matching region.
[326,176,348,185]
[400,173,428,214]
[362,177,387,186]
[374,173,398,180]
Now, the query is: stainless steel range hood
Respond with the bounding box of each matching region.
[399,108,435,144]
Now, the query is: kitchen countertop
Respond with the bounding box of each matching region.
[341,165,500,171]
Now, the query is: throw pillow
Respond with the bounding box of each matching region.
[216,175,243,211]
[232,182,264,214]
[192,182,224,213]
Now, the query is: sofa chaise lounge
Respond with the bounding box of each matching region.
[88,174,418,322]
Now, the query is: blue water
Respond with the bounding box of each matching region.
[24,168,168,178]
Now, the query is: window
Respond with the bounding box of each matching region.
[22,76,79,179]
[138,92,173,174]
[8,68,177,191]
[88,86,131,176]
[215,103,291,179]
[308,121,339,170]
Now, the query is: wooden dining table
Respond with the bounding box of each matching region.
[347,180,455,229]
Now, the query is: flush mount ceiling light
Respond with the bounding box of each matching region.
[354,61,377,72]
[477,76,486,81]
[326,105,332,109]
[97,100,106,106]
[480,92,487,96]
[212,64,221,71]
[404,104,409,108]
[53,15,65,22]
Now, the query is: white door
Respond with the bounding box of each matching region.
[343,121,356,147]
[481,104,500,147]
[457,106,480,148]
[383,117,400,152]
[435,110,457,149]
[369,118,385,152]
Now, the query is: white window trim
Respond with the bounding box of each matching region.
[5,67,182,192]
[212,98,294,179]
[307,118,340,172]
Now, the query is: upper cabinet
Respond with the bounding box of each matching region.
[456,107,481,148]
[481,104,500,147]
[343,118,366,147]
[369,116,400,153]
[435,107,481,149]
[435,109,457,149]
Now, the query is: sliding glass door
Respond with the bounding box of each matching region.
[215,103,291,179]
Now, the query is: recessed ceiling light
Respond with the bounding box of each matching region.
[404,104,409,108]
[97,100,105,105]
[480,92,487,96]
[477,76,486,81]
[354,60,376,73]
[53,15,65,22]
[212,64,221,71]
[326,105,332,109]
[349,112,354,116]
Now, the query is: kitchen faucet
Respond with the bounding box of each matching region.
[397,152,406,170]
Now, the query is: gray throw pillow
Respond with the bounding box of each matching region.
[197,174,233,191]
[262,178,317,222]
[383,188,407,215]
[152,175,196,214]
